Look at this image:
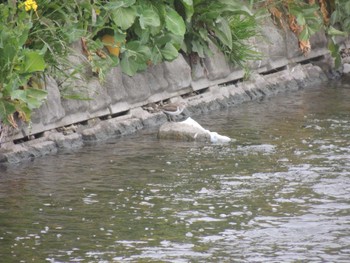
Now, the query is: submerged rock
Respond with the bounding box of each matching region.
[158,117,231,143]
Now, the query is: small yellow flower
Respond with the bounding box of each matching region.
[20,0,38,12]
[95,8,101,16]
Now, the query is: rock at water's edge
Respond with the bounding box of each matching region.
[158,117,231,143]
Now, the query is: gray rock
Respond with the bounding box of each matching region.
[81,117,143,141]
[48,132,83,149]
[158,122,210,142]
[285,29,302,59]
[130,108,166,128]
[261,20,286,58]
[163,54,192,92]
[104,67,128,103]
[87,78,112,114]
[2,140,57,164]
[32,76,65,125]
[310,30,327,50]
[122,74,151,105]
[189,57,207,81]
[203,42,231,80]
[343,63,350,74]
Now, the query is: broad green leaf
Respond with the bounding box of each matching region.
[10,88,47,110]
[120,54,139,76]
[180,0,194,22]
[198,28,210,42]
[302,5,321,16]
[296,14,306,26]
[346,1,350,14]
[139,6,160,29]
[10,89,27,101]
[120,41,151,75]
[330,10,339,25]
[165,6,186,36]
[26,88,48,102]
[218,0,252,15]
[16,103,31,122]
[327,26,348,37]
[21,51,46,73]
[344,18,350,31]
[112,7,137,30]
[125,41,151,59]
[299,27,310,41]
[150,46,163,64]
[0,100,16,120]
[18,24,31,47]
[161,43,178,60]
[192,40,205,57]
[212,17,232,49]
[104,0,136,10]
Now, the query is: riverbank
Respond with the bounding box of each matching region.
[0,62,329,164]
[1,14,349,164]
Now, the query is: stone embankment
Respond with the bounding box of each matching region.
[0,18,349,164]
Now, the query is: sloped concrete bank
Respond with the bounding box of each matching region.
[0,16,349,164]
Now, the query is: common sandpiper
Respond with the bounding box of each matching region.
[160,101,187,121]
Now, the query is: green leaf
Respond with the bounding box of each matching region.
[330,9,338,25]
[0,100,16,120]
[218,0,252,16]
[10,88,47,110]
[10,89,27,101]
[26,88,47,101]
[346,1,350,14]
[150,46,163,64]
[104,0,136,10]
[327,26,348,37]
[161,43,179,60]
[180,0,194,22]
[212,17,232,49]
[25,88,47,109]
[16,103,32,122]
[125,41,151,59]
[112,7,137,30]
[120,41,151,75]
[18,24,31,47]
[299,27,311,41]
[120,54,139,76]
[139,5,160,29]
[192,40,205,57]
[21,51,46,74]
[165,6,186,36]
[296,13,306,26]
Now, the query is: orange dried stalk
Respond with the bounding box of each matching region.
[288,14,301,33]
[319,0,329,24]
[269,6,285,28]
[299,39,311,54]
[81,37,93,61]
[95,49,107,59]
[7,115,18,129]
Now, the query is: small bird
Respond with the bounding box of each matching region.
[160,101,187,122]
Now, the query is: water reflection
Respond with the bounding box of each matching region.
[1,81,350,262]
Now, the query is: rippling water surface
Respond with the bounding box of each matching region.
[1,80,350,262]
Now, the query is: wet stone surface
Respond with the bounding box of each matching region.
[0,80,350,262]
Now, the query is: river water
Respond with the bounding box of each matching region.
[1,79,350,262]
